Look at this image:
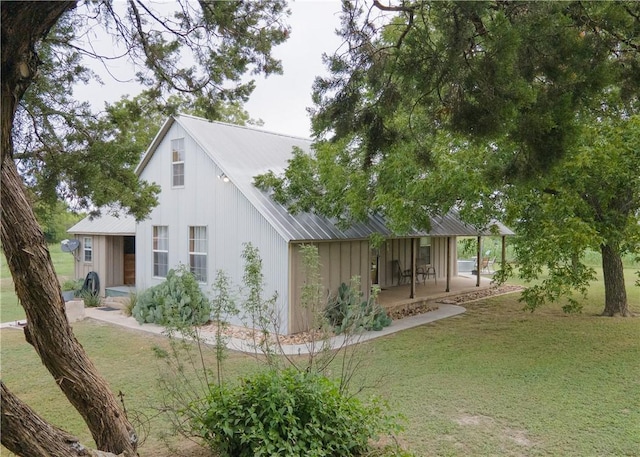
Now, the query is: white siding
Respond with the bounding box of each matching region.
[136,123,291,333]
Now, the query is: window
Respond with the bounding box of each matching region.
[153,226,169,277]
[171,138,185,187]
[189,226,207,282]
[83,237,93,262]
[419,237,431,265]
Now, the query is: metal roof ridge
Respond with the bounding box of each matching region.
[175,113,313,142]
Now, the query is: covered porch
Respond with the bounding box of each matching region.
[377,274,495,315]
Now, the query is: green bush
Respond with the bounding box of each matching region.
[61,278,82,292]
[192,368,394,457]
[325,282,392,334]
[79,289,101,307]
[133,266,210,326]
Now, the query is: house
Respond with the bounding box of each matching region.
[69,114,513,334]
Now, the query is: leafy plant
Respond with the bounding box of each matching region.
[192,368,398,457]
[326,282,391,334]
[132,265,210,326]
[80,289,101,307]
[240,243,279,364]
[153,244,404,456]
[61,278,80,291]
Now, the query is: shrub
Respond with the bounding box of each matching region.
[61,278,82,292]
[192,368,395,457]
[79,289,101,307]
[133,265,210,326]
[325,282,391,334]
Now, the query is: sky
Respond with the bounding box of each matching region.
[75,1,345,139]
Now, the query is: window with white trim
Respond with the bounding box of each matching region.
[153,226,169,277]
[189,226,207,282]
[171,138,185,187]
[83,237,93,262]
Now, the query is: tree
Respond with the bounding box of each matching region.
[102,88,265,172]
[32,199,83,243]
[257,1,639,315]
[508,114,640,316]
[1,1,289,455]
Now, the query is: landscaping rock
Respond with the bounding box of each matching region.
[65,300,85,323]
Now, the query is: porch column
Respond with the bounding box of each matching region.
[445,236,451,292]
[410,238,416,299]
[476,236,481,287]
[501,236,507,270]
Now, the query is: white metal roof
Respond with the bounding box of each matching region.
[67,213,135,236]
[136,114,513,241]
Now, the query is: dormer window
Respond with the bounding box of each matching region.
[171,138,185,187]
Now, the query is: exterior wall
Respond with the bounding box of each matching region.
[288,240,370,334]
[73,234,126,296]
[377,238,415,288]
[74,234,103,295]
[430,236,459,278]
[136,123,291,332]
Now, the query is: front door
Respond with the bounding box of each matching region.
[123,236,135,285]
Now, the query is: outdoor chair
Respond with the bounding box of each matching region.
[393,260,412,285]
[418,265,436,284]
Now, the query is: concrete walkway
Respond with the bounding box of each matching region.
[2,304,466,355]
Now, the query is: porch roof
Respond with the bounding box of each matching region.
[428,212,514,237]
[67,213,135,236]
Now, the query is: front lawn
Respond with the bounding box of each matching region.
[360,293,639,456]
[1,243,75,323]
[1,253,638,456]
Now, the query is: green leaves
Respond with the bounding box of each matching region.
[325,281,391,334]
[14,1,290,220]
[506,114,640,312]
[132,265,211,326]
[194,368,398,457]
[261,1,639,315]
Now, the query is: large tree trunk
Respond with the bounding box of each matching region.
[600,243,630,317]
[1,382,123,457]
[1,3,137,456]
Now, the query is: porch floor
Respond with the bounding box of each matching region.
[377,274,494,311]
[105,285,136,297]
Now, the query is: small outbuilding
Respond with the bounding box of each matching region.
[66,213,136,298]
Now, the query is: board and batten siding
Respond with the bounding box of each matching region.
[377,238,415,288]
[376,236,458,287]
[288,240,370,334]
[73,234,125,296]
[430,237,458,278]
[136,123,291,332]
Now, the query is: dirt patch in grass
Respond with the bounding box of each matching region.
[454,413,536,451]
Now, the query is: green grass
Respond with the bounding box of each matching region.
[1,244,75,323]
[354,295,640,456]
[1,250,639,456]
[0,322,257,457]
